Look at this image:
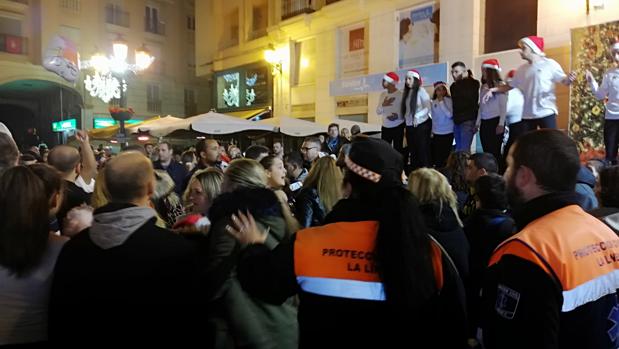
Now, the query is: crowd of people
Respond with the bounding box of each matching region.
[0,33,618,349]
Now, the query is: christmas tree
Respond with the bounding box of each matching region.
[570,21,619,158]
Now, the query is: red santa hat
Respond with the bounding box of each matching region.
[519,36,545,56]
[481,58,501,72]
[506,69,516,81]
[383,72,399,84]
[406,69,422,84]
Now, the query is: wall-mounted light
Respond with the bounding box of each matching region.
[586,0,605,15]
[264,44,283,75]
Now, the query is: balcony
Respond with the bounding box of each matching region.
[145,18,165,35]
[281,0,316,20]
[0,34,28,55]
[105,5,130,28]
[147,100,162,113]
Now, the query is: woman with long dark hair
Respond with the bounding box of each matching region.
[226,137,466,348]
[0,165,67,345]
[431,81,454,168]
[475,59,507,163]
[401,69,432,169]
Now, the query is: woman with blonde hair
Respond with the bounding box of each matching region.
[408,168,469,276]
[183,168,223,216]
[204,158,298,349]
[294,156,343,227]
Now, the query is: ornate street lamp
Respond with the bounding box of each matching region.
[83,35,154,145]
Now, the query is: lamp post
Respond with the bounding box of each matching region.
[83,36,154,146]
[264,44,284,117]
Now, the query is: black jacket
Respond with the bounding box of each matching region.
[49,203,203,345]
[153,160,189,195]
[236,198,468,348]
[419,201,470,278]
[450,77,480,125]
[294,187,326,228]
[321,136,349,156]
[463,209,515,336]
[481,192,619,349]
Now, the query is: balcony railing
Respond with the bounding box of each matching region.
[105,5,130,28]
[281,0,316,20]
[0,34,28,55]
[145,18,165,35]
[147,100,162,113]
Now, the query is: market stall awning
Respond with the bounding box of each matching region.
[132,115,192,137]
[258,116,324,137]
[191,111,277,134]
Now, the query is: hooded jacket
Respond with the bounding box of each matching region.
[49,203,203,345]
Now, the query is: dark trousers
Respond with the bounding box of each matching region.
[480,117,504,166]
[381,123,405,154]
[605,119,619,164]
[502,121,527,172]
[432,133,454,169]
[524,114,556,131]
[406,119,432,169]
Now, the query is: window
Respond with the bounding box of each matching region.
[105,4,130,27]
[250,1,267,39]
[145,6,165,35]
[184,89,197,116]
[147,84,161,113]
[0,17,26,54]
[485,0,537,53]
[59,0,80,12]
[220,8,239,48]
[186,15,195,30]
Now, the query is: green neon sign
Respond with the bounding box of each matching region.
[93,118,140,129]
[52,119,76,132]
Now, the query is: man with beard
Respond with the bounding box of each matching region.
[481,129,619,349]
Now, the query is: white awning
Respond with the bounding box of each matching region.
[191,111,277,134]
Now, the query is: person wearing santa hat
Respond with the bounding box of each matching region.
[430,81,454,168]
[483,35,576,131]
[585,41,619,165]
[377,71,405,153]
[476,58,507,164]
[401,69,432,169]
[502,69,525,170]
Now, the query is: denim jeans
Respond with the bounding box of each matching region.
[455,120,476,152]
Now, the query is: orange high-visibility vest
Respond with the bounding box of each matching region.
[489,205,619,312]
[294,221,444,301]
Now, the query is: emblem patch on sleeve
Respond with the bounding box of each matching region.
[495,284,520,320]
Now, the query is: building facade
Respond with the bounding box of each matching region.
[196,0,619,130]
[0,0,209,147]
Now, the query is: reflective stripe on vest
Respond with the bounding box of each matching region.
[294,221,444,301]
[489,205,619,312]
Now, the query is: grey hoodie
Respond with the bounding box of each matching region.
[89,206,157,249]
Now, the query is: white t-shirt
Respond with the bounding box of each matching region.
[431,97,454,135]
[75,175,95,194]
[506,87,524,125]
[477,85,507,126]
[510,58,567,119]
[589,67,619,120]
[376,90,404,128]
[404,88,431,127]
